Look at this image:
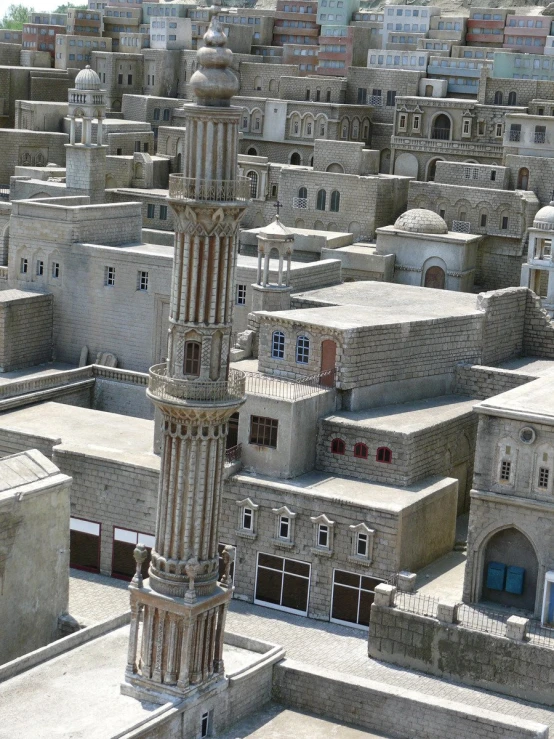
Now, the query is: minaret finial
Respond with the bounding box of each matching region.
[190,17,239,107]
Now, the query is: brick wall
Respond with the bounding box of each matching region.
[523,289,554,357]
[369,602,554,710]
[272,659,548,739]
[453,364,535,399]
[0,291,53,371]
[478,287,527,365]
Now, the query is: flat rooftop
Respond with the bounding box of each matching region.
[324,395,476,434]
[219,704,392,739]
[497,357,554,377]
[0,402,158,468]
[0,625,262,739]
[233,471,454,514]
[476,376,554,421]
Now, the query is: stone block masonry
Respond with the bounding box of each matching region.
[0,290,53,372]
[272,659,548,739]
[369,601,554,709]
[453,364,535,400]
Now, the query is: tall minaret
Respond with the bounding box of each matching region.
[122,20,249,704]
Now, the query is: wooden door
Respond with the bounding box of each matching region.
[320,340,336,387]
[424,266,445,290]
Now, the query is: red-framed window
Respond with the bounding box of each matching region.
[331,438,345,455]
[353,442,368,459]
[376,446,392,463]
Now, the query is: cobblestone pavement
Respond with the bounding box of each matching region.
[69,571,554,730]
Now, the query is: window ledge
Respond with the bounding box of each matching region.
[348,555,372,567]
[236,529,257,540]
[311,547,333,557]
[272,538,295,550]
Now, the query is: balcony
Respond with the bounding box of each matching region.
[148,364,246,405]
[431,127,451,140]
[168,175,251,203]
[509,130,521,141]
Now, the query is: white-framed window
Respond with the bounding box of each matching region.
[236,497,259,538]
[201,710,212,737]
[310,513,334,555]
[462,118,471,136]
[398,113,407,131]
[137,270,149,291]
[534,446,553,494]
[296,335,310,364]
[20,257,28,274]
[272,505,296,547]
[412,114,420,131]
[271,330,285,359]
[349,522,375,565]
[236,283,247,305]
[104,265,115,286]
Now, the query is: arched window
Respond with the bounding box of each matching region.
[272,330,285,359]
[307,122,312,135]
[494,90,503,105]
[431,114,451,140]
[290,152,301,165]
[517,167,529,190]
[293,120,300,135]
[316,189,326,211]
[153,107,160,120]
[331,438,345,455]
[376,447,392,463]
[354,442,368,459]
[330,190,340,212]
[163,108,170,121]
[508,91,517,105]
[247,147,258,156]
[247,170,258,198]
[184,341,201,376]
[254,75,262,90]
[298,186,307,199]
[296,335,310,364]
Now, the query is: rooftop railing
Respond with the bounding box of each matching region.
[243,369,335,400]
[168,175,251,203]
[148,364,246,404]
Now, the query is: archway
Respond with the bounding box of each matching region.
[326,163,344,173]
[290,152,301,165]
[517,167,529,190]
[247,147,258,156]
[394,152,418,178]
[424,265,445,289]
[432,113,451,140]
[426,158,443,182]
[481,527,538,611]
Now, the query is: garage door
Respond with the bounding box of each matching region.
[254,552,311,616]
[331,569,384,629]
[112,527,155,581]
[70,517,100,573]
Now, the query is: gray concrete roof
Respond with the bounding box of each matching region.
[0,625,262,739]
[0,449,64,495]
[476,376,554,423]
[0,402,158,468]
[233,471,454,513]
[324,395,476,435]
[496,357,554,377]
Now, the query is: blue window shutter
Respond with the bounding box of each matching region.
[506,566,525,595]
[486,561,506,591]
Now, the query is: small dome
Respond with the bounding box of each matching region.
[257,215,294,241]
[533,202,554,231]
[74,65,101,91]
[394,208,448,235]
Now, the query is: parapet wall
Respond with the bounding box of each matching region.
[453,364,535,400]
[272,659,548,739]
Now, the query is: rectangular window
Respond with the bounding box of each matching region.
[118,73,123,84]
[104,266,115,286]
[52,262,60,279]
[36,260,44,276]
[413,115,420,130]
[160,205,168,220]
[538,467,550,489]
[127,74,133,84]
[147,204,155,218]
[386,90,396,106]
[137,271,149,291]
[201,712,210,738]
[242,507,253,530]
[501,216,509,230]
[296,335,310,364]
[318,524,329,548]
[249,415,278,448]
[255,553,310,616]
[272,331,285,359]
[480,213,487,228]
[20,257,28,274]
[279,516,290,539]
[500,459,511,481]
[357,532,368,557]
[236,284,247,305]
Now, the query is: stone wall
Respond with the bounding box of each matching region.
[93,378,154,419]
[478,287,527,365]
[453,364,535,400]
[0,290,53,372]
[369,601,554,709]
[272,659,548,739]
[523,290,554,358]
[0,130,67,184]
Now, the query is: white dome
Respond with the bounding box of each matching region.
[74,65,101,91]
[394,208,448,235]
[533,203,554,231]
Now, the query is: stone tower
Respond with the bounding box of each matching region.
[122,19,250,704]
[66,65,107,203]
[251,215,294,313]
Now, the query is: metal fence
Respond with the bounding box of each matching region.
[243,369,335,401]
[225,443,242,465]
[456,603,509,638]
[168,175,250,202]
[148,364,246,403]
[394,591,439,619]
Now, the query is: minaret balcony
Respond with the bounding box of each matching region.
[148,363,245,406]
[168,174,251,203]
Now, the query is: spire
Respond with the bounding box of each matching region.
[190,17,239,107]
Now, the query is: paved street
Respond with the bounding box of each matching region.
[69,570,554,732]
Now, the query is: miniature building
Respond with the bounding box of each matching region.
[521,201,554,315]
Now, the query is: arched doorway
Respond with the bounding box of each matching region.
[320,340,336,386]
[518,167,529,190]
[432,114,451,140]
[290,152,301,165]
[176,152,182,172]
[481,528,538,611]
[426,158,442,182]
[424,265,445,289]
[379,148,391,174]
[247,147,258,156]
